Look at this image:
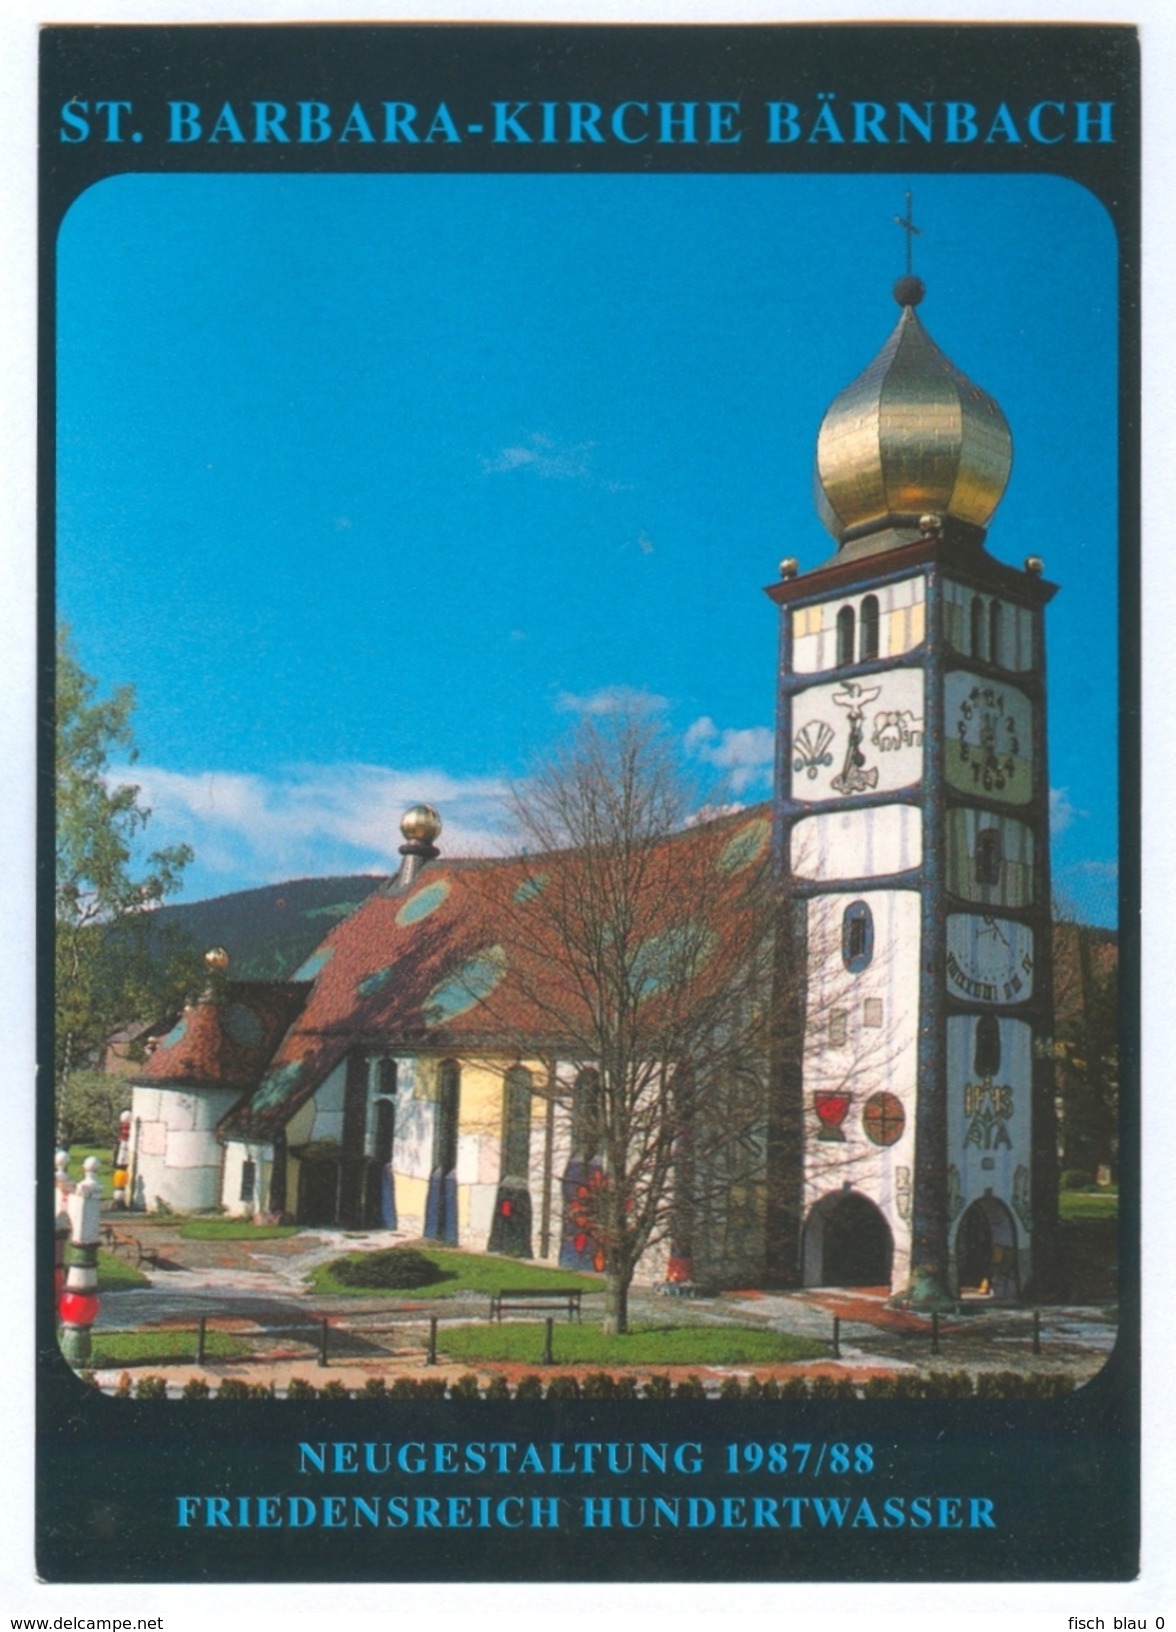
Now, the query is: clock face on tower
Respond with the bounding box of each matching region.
[946,913,1035,1006]
[944,672,1034,804]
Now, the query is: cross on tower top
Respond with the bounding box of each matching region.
[893,191,922,277]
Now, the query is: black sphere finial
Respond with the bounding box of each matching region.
[893,274,926,309]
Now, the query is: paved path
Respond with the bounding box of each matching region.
[91,1213,1117,1383]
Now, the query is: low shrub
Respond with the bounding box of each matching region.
[922,1370,974,1399]
[975,1369,1029,1399]
[545,1374,581,1399]
[1060,1168,1094,1192]
[863,1375,899,1399]
[329,1248,446,1291]
[360,1377,387,1398]
[181,1377,211,1400]
[642,1374,672,1399]
[135,1375,167,1399]
[514,1374,543,1399]
[216,1378,251,1400]
[1035,1373,1075,1398]
[484,1376,511,1400]
[580,1372,617,1399]
[320,1380,350,1398]
[389,1378,419,1398]
[449,1373,481,1399]
[719,1376,745,1400]
[674,1375,706,1400]
[779,1376,809,1398]
[286,1377,318,1399]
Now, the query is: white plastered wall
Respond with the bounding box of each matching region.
[129,1082,239,1213]
[801,888,922,1289]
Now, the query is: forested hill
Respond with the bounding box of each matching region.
[147,875,387,979]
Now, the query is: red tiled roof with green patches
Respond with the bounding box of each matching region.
[220,805,772,1141]
[135,982,310,1091]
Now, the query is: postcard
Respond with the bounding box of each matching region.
[36,19,1139,1587]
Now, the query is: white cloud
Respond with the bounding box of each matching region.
[685,716,775,794]
[118,761,511,891]
[554,685,669,718]
[481,432,629,491]
[1050,786,1086,835]
[1075,859,1119,880]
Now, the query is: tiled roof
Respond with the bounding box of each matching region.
[133,981,309,1092]
[221,806,773,1140]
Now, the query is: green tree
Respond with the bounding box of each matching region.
[55,627,197,1138]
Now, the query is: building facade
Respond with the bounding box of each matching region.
[127,263,1057,1303]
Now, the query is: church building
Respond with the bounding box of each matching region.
[126,253,1057,1304]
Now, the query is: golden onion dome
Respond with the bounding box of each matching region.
[814,278,1013,544]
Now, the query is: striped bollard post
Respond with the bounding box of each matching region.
[53,1151,74,1316]
[60,1156,102,1366]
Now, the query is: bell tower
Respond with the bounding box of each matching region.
[766,221,1058,1306]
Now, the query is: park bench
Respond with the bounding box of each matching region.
[100,1223,160,1269]
[489,1287,584,1323]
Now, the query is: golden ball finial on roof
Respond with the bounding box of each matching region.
[204,947,230,972]
[814,283,1013,546]
[400,804,442,846]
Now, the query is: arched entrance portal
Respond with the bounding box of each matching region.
[955,1195,1019,1299]
[803,1190,894,1288]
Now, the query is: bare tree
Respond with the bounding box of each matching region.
[469,714,775,1334]
[1051,900,1119,1183]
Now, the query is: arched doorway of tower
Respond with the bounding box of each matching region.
[955,1194,1019,1300]
[803,1188,893,1288]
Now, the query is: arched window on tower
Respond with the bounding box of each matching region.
[989,599,1003,668]
[836,605,856,667]
[975,826,1003,888]
[974,1014,1002,1079]
[859,595,880,662]
[970,595,987,661]
[841,900,874,973]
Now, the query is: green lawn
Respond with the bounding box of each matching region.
[436,1323,829,1367]
[80,1329,252,1368]
[178,1218,301,1241]
[95,1250,150,1291]
[311,1247,604,1300]
[1059,1190,1118,1221]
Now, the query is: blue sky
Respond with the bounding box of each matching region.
[56,171,1119,923]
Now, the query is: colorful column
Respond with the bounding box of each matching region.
[60,1155,102,1366]
[53,1150,73,1314]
